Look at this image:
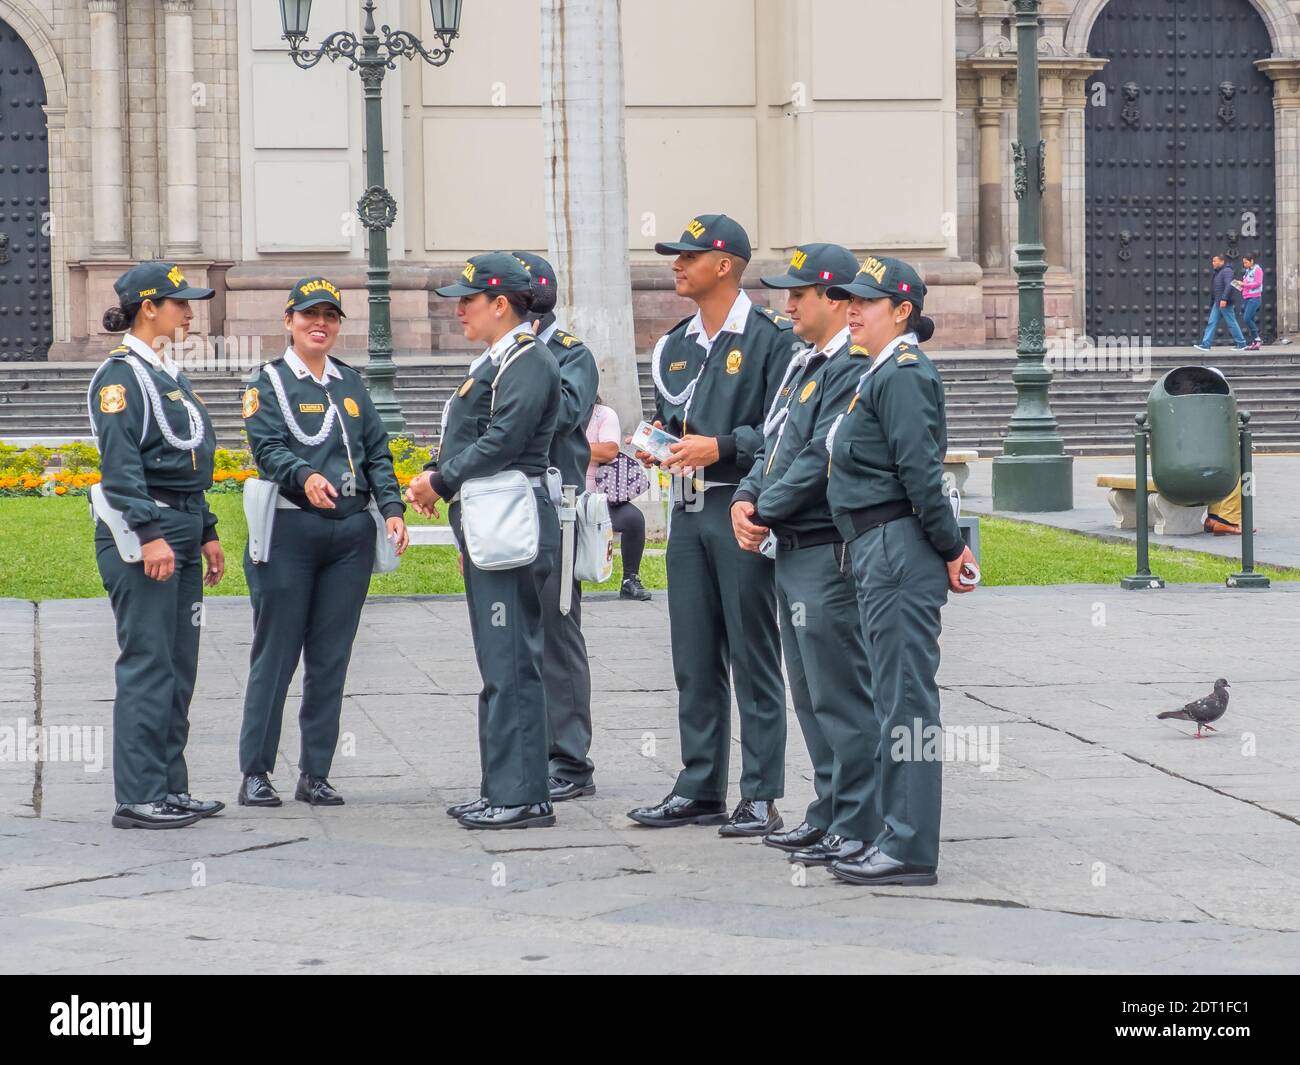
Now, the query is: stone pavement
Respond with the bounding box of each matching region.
[2,586,1299,975]
[963,454,1300,571]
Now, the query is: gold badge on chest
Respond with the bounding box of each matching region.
[242,387,260,418]
[99,383,126,414]
[799,380,817,403]
[458,378,474,398]
[344,397,360,417]
[725,349,743,375]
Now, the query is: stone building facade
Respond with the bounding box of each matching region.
[2,0,1299,362]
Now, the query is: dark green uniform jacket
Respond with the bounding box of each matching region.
[826,338,964,560]
[652,292,799,486]
[242,351,404,520]
[734,328,865,537]
[427,331,561,500]
[537,313,599,488]
[89,339,218,545]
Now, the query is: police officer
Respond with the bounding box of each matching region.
[237,277,408,808]
[627,214,798,836]
[90,261,225,829]
[513,250,602,803]
[407,253,562,830]
[822,256,978,886]
[730,243,880,867]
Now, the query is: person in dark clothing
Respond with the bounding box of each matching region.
[1194,254,1247,351]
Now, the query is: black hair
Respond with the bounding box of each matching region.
[1244,251,1258,262]
[891,296,935,344]
[501,288,534,321]
[102,301,143,332]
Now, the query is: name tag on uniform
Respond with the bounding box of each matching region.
[299,403,325,414]
[166,390,183,401]
[669,360,688,372]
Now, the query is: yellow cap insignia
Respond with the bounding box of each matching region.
[789,249,808,270]
[242,387,260,419]
[799,380,817,403]
[858,255,887,284]
[166,265,185,287]
[685,218,706,239]
[725,349,743,375]
[299,403,325,414]
[299,279,341,302]
[98,383,126,414]
[343,397,360,418]
[461,262,476,282]
[458,378,474,398]
[847,394,859,414]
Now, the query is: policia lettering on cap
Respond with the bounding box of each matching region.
[627,214,799,836]
[821,255,979,888]
[407,253,564,831]
[730,243,881,867]
[237,277,408,810]
[89,262,226,830]
[513,251,602,805]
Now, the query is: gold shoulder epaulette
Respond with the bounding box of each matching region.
[555,330,581,349]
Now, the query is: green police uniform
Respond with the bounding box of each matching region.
[648,216,797,809]
[429,254,562,822]
[239,278,404,795]
[733,244,880,847]
[514,251,601,794]
[825,256,965,878]
[88,263,218,816]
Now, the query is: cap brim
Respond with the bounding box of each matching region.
[434,282,482,297]
[826,280,892,301]
[293,296,346,317]
[760,274,813,289]
[172,286,215,301]
[653,241,705,255]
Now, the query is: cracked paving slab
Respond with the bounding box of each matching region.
[1,586,1298,973]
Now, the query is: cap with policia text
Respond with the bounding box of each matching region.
[512,250,558,316]
[285,276,346,317]
[435,252,534,297]
[826,254,927,310]
[760,243,860,290]
[113,261,214,305]
[653,214,752,260]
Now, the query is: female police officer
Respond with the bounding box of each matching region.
[90,261,225,829]
[821,256,978,886]
[406,253,562,830]
[237,277,408,808]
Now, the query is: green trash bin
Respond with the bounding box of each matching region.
[1147,366,1239,507]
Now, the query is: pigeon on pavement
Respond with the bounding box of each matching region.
[1157,678,1230,738]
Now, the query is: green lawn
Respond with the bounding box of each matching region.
[0,496,1292,601]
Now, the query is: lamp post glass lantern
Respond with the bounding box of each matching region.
[990,0,1073,513]
[280,0,462,433]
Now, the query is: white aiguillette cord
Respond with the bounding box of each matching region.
[124,353,204,451]
[263,356,356,475]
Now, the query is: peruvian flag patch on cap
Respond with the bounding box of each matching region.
[819,270,833,281]
[898,281,911,292]
[712,239,726,248]
[488,278,500,286]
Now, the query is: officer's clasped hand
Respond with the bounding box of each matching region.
[141,538,175,583]
[303,472,339,510]
[730,500,769,552]
[946,545,980,594]
[404,471,441,519]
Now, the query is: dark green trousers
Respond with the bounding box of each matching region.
[240,507,374,778]
[452,491,559,807]
[776,541,881,841]
[541,570,593,786]
[667,489,785,803]
[847,515,949,868]
[96,504,204,804]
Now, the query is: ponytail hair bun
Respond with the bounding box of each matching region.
[914,315,936,344]
[102,303,140,333]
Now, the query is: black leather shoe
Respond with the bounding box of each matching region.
[830,846,938,886]
[790,834,867,866]
[763,820,826,853]
[620,575,652,601]
[627,793,727,828]
[459,802,556,830]
[165,792,225,818]
[446,796,488,818]
[548,776,596,802]
[295,774,344,806]
[237,773,282,808]
[111,801,201,830]
[718,799,782,837]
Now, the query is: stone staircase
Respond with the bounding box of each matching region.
[3,350,1298,455]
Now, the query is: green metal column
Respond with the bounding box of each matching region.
[991,0,1073,512]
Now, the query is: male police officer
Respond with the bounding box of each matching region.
[627,214,798,836]
[730,243,880,867]
[513,251,602,802]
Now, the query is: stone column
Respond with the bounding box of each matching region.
[977,74,1006,270]
[1257,60,1300,337]
[87,0,127,256]
[1041,108,1065,268]
[162,0,201,257]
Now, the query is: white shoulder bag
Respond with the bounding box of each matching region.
[574,491,614,583]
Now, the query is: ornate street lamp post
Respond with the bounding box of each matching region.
[279,0,464,433]
[991,0,1073,512]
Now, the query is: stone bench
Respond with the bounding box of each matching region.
[943,449,980,493]
[1096,475,1206,535]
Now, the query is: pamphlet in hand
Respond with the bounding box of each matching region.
[630,421,680,464]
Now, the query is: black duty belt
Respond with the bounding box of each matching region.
[775,526,843,552]
[842,499,915,538]
[148,487,204,510]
